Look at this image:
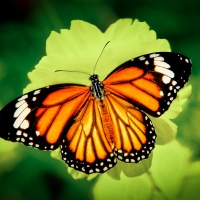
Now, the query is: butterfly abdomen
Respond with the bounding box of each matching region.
[98,103,115,144]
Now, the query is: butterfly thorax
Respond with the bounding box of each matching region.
[90,74,104,101]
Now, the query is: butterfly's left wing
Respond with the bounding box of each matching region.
[0,84,90,150]
[103,52,192,117]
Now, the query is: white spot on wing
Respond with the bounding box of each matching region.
[155,66,174,78]
[33,90,41,95]
[35,131,40,136]
[162,75,171,84]
[16,130,22,136]
[103,166,108,171]
[23,133,28,137]
[20,120,30,129]
[89,169,93,173]
[154,56,164,61]
[14,102,28,118]
[15,100,25,108]
[18,94,28,101]
[21,138,25,142]
[13,108,31,129]
[139,56,145,61]
[160,91,164,96]
[150,53,160,58]
[172,80,177,86]
[154,61,170,68]
[95,168,100,172]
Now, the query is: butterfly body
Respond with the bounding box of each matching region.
[90,74,105,101]
[0,52,192,174]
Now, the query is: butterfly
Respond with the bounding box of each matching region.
[0,52,191,174]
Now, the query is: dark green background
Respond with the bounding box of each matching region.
[0,0,199,199]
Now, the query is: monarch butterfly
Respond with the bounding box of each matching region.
[0,51,191,174]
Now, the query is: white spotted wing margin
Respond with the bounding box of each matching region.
[0,84,86,150]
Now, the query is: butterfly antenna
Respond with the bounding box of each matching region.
[54,70,91,76]
[93,41,110,74]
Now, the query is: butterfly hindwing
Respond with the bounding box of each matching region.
[0,84,90,150]
[106,93,156,163]
[103,52,192,117]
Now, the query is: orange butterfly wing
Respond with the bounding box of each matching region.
[103,52,191,117]
[105,93,156,163]
[0,84,90,150]
[103,65,165,117]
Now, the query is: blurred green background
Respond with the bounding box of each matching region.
[0,0,199,199]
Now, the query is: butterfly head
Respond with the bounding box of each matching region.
[89,74,99,82]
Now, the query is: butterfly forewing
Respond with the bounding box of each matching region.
[104,52,192,117]
[0,84,90,150]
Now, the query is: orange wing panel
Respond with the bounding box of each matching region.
[42,86,89,105]
[69,125,82,153]
[45,91,90,144]
[75,131,86,161]
[36,105,61,137]
[35,87,90,145]
[127,127,142,150]
[92,126,108,160]
[105,83,159,112]
[86,138,96,163]
[81,99,94,137]
[104,67,145,84]
[35,108,46,117]
[132,78,162,98]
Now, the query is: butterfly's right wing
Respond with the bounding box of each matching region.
[105,92,156,163]
[103,52,192,117]
[0,84,90,150]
